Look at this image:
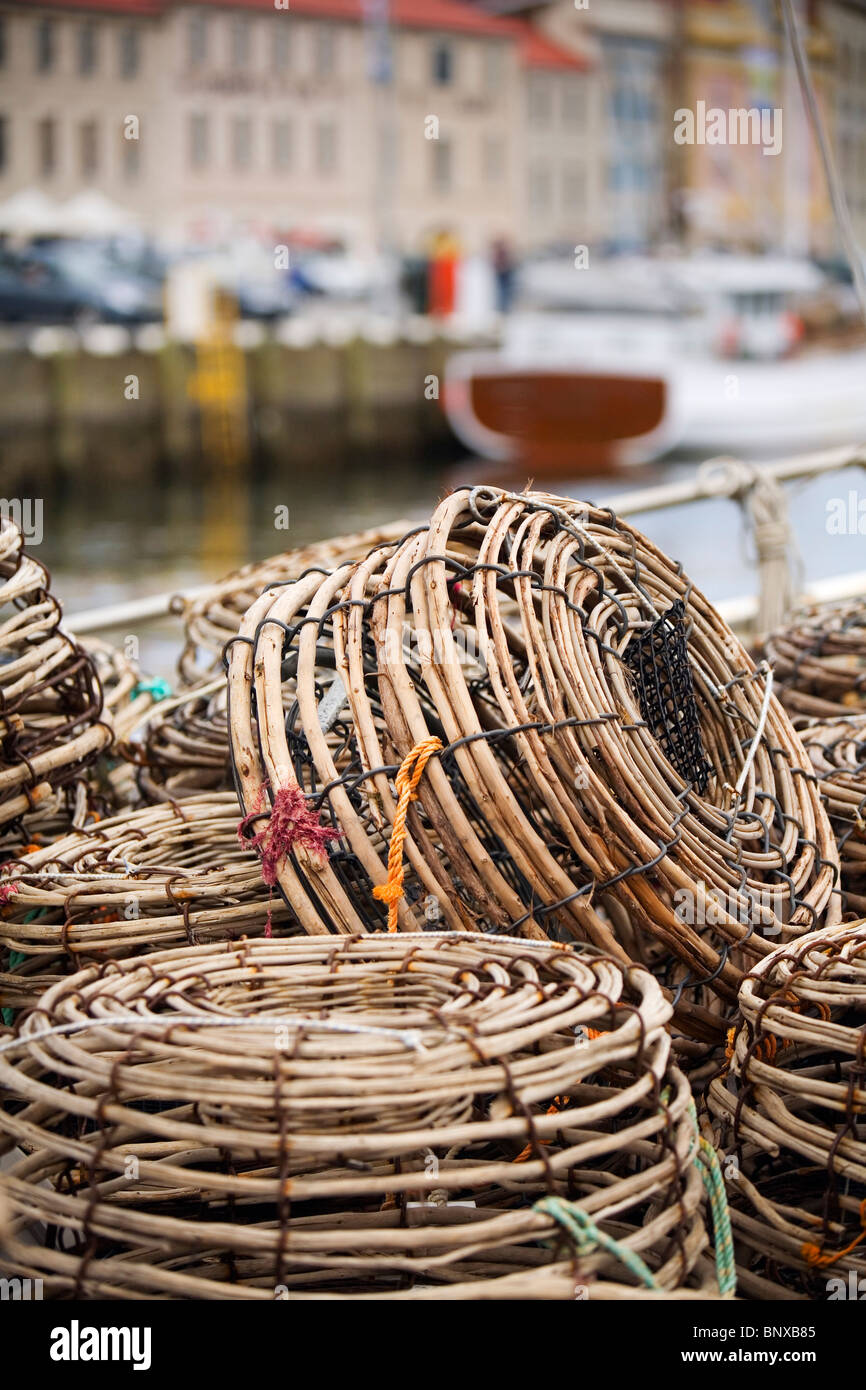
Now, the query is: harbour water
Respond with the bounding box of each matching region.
[36,454,866,679]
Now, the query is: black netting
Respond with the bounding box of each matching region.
[625,600,711,794]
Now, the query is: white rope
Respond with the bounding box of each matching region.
[735,665,775,798]
[0,1012,427,1056]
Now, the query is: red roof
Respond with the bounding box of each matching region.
[12,0,513,29]
[518,27,590,71]
[10,0,593,68]
[12,0,164,11]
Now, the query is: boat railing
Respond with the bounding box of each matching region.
[63,442,866,641]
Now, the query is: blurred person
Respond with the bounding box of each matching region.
[428,230,460,318]
[491,237,516,314]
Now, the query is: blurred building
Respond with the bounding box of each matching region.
[535,0,672,250]
[0,0,858,260]
[479,0,843,258]
[825,0,866,248]
[0,0,595,253]
[677,0,835,256]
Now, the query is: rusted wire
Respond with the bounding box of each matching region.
[0,933,714,1300]
[227,488,839,1036]
[709,921,866,1299]
[766,598,866,722]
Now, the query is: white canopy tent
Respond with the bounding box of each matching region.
[0,188,62,237]
[59,191,136,237]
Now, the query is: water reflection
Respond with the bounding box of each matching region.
[40,457,866,682]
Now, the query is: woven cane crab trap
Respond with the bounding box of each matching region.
[0,792,296,1013]
[766,598,866,722]
[118,679,231,804]
[708,922,866,1300]
[227,487,838,1039]
[178,523,411,686]
[81,636,161,748]
[0,517,110,840]
[800,717,866,918]
[0,934,723,1300]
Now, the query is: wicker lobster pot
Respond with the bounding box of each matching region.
[0,934,720,1300]
[81,637,162,748]
[117,679,232,804]
[177,522,411,686]
[708,922,866,1300]
[0,517,110,841]
[227,487,838,1040]
[799,717,866,918]
[765,598,866,723]
[0,792,297,1012]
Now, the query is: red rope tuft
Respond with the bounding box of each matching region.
[0,882,19,905]
[238,785,341,938]
[239,786,341,883]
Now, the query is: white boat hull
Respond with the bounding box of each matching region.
[444,344,866,473]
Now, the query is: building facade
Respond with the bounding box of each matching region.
[536,0,671,250]
[0,0,593,253]
[676,0,836,256]
[825,0,866,250]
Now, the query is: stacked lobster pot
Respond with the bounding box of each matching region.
[1,486,861,1304]
[0,934,724,1300]
[766,598,866,724]
[800,717,866,919]
[709,922,866,1300]
[0,518,111,853]
[227,487,839,1058]
[0,793,298,1014]
[177,521,411,686]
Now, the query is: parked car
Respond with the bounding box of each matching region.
[26,241,162,322]
[0,250,87,323]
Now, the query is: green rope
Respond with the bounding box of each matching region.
[132,678,172,702]
[2,913,45,1028]
[689,1101,738,1298]
[2,950,26,1028]
[534,1195,659,1289]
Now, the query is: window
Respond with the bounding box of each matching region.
[528,162,552,213]
[432,40,453,86]
[38,117,57,176]
[119,26,140,79]
[314,26,336,78]
[231,116,252,169]
[562,80,586,127]
[0,116,7,173]
[563,163,586,210]
[79,22,98,76]
[230,16,250,69]
[188,12,208,67]
[272,118,292,170]
[189,112,209,169]
[122,131,141,179]
[378,123,398,181]
[315,120,338,174]
[432,138,452,192]
[483,44,502,93]
[483,133,504,183]
[527,74,552,126]
[273,26,290,73]
[80,120,99,178]
[36,19,55,73]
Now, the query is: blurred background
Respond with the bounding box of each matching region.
[1,0,865,660]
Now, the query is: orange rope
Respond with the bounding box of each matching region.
[513,1096,572,1163]
[373,736,443,932]
[725,1026,736,1068]
[801,1198,866,1268]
